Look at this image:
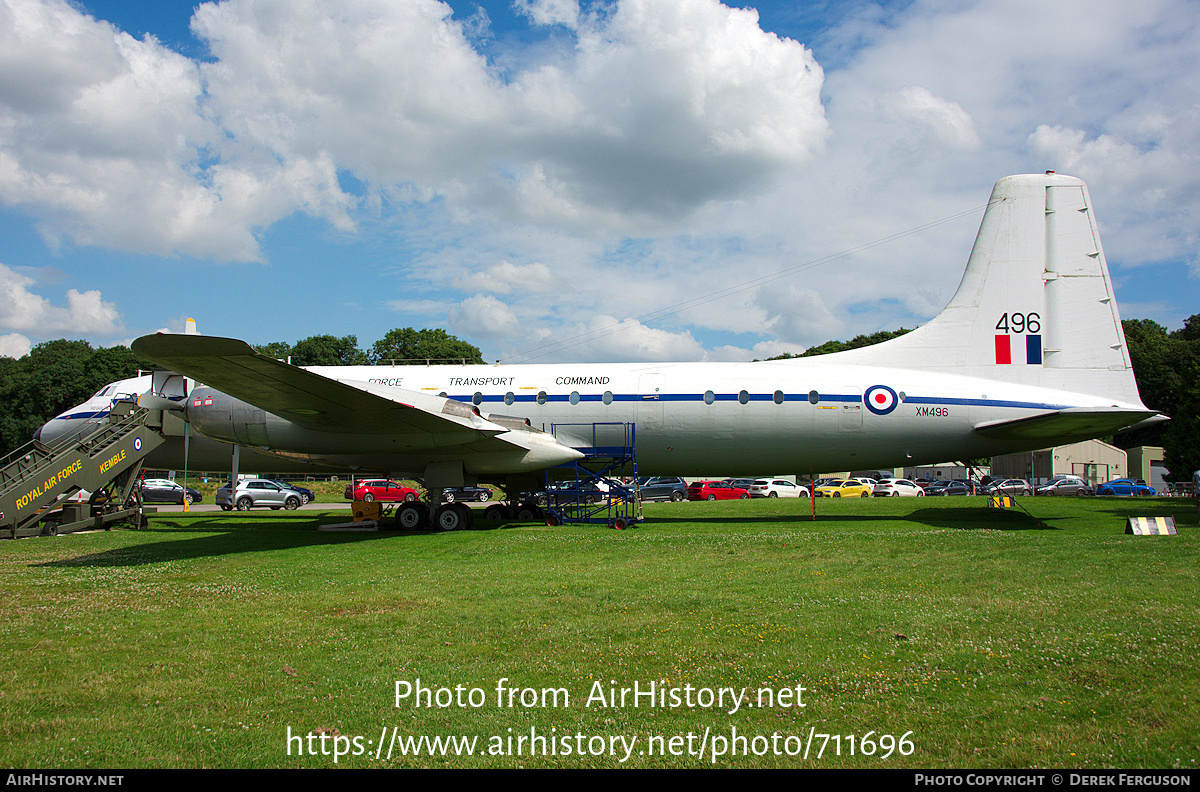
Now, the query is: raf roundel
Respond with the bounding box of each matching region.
[864,385,898,416]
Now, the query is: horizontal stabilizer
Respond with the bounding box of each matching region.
[974,407,1165,442]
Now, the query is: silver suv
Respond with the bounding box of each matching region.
[1034,476,1093,496]
[216,479,305,511]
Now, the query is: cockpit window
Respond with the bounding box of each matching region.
[92,386,114,398]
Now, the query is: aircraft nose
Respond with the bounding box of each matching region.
[35,414,89,447]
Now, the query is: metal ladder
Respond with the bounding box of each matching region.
[0,401,168,538]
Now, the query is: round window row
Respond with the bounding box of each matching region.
[458,389,835,405]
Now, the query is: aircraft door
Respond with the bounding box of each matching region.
[841,390,863,432]
[637,374,665,433]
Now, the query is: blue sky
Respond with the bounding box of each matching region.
[0,0,1196,362]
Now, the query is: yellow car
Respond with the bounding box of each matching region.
[815,480,873,498]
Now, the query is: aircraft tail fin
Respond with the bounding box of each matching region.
[827,173,1144,407]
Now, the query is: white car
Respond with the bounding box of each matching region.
[872,479,925,497]
[747,479,810,498]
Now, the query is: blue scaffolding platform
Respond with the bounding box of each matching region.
[543,422,640,529]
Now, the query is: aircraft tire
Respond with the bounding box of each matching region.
[394,503,425,530]
[483,504,509,521]
[434,504,466,531]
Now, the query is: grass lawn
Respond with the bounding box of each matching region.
[0,496,1196,768]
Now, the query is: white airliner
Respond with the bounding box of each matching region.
[40,173,1161,527]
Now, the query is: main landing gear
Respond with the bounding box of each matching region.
[391,499,544,531]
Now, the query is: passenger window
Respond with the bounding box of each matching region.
[602,391,613,405]
[738,390,749,405]
[773,390,784,404]
[537,391,547,405]
[808,390,819,404]
[472,392,482,405]
[504,392,514,405]
[704,390,714,405]
[570,391,580,405]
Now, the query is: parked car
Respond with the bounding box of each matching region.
[637,477,688,502]
[216,479,304,511]
[539,481,610,506]
[136,478,201,504]
[344,479,420,502]
[872,479,925,497]
[268,480,314,504]
[1095,479,1155,497]
[747,479,810,498]
[724,478,759,492]
[983,479,1032,497]
[815,480,873,498]
[688,481,750,500]
[440,486,493,503]
[1034,476,1093,497]
[925,480,972,496]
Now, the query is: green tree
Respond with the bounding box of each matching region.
[254,341,294,360]
[287,335,369,366]
[0,340,147,457]
[1159,315,1200,481]
[370,328,484,365]
[756,328,913,361]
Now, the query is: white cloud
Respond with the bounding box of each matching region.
[0,263,122,335]
[0,332,30,358]
[465,261,561,294]
[512,315,707,363]
[0,0,828,262]
[448,294,522,339]
[513,0,580,29]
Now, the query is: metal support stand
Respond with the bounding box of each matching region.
[544,423,640,529]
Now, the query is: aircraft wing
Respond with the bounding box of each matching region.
[131,334,497,436]
[973,407,1166,442]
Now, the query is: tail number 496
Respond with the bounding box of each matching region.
[996,312,1040,334]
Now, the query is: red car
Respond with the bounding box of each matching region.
[345,479,420,502]
[687,480,750,501]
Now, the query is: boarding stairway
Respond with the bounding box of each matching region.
[543,422,641,529]
[0,401,168,538]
